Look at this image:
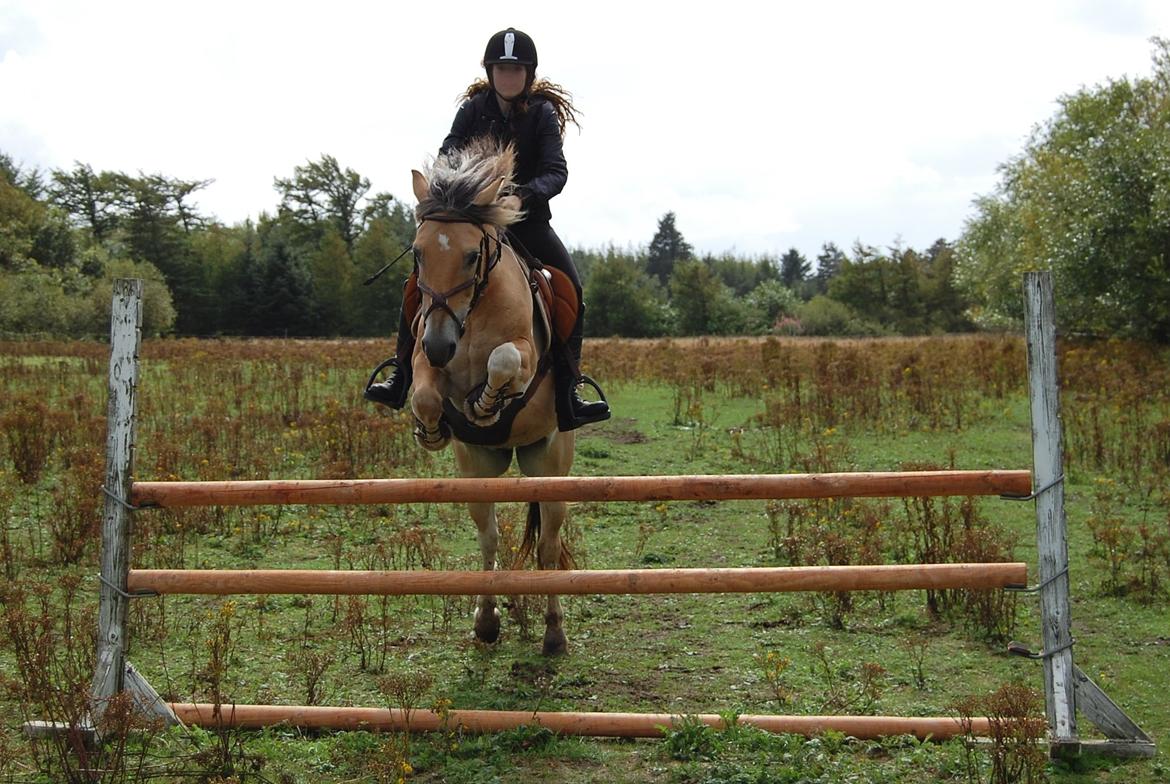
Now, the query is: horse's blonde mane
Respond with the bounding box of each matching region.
[416,138,524,227]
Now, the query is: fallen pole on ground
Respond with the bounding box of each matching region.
[169,702,995,741]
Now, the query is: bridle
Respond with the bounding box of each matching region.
[414,215,504,337]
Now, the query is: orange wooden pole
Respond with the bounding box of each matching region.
[131,470,1032,508]
[128,563,1026,596]
[169,703,993,740]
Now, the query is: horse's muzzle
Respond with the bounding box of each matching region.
[423,334,457,368]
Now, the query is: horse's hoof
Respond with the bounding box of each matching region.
[413,429,450,452]
[542,628,568,657]
[474,607,500,643]
[464,401,503,427]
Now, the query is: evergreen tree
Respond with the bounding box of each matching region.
[646,211,692,285]
[779,247,811,289]
[814,242,845,294]
[245,216,316,336]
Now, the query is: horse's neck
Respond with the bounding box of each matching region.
[446,244,537,390]
[481,244,534,326]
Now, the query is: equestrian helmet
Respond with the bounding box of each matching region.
[483,28,537,70]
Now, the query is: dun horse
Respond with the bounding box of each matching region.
[407,139,575,656]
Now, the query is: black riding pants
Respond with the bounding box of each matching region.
[507,220,582,296]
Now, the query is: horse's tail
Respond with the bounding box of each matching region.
[516,502,574,570]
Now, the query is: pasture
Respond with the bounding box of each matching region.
[0,334,1167,783]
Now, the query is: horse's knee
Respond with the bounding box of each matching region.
[487,343,522,384]
[411,386,443,423]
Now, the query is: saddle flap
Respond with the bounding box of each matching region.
[532,267,578,345]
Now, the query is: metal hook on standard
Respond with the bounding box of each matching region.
[1005,564,1069,595]
[1001,473,1064,502]
[1006,637,1075,660]
[97,573,158,599]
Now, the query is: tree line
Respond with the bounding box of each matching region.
[0,157,971,340]
[0,155,416,338]
[577,212,970,338]
[3,40,1169,342]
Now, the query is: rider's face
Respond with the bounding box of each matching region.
[491,64,528,101]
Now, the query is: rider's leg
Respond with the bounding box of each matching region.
[508,221,610,431]
[364,274,418,409]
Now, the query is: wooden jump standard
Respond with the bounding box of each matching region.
[129,563,1027,596]
[169,703,992,741]
[130,470,1031,508]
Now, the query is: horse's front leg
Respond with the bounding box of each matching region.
[467,340,533,425]
[410,357,450,451]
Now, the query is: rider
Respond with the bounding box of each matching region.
[365,27,610,431]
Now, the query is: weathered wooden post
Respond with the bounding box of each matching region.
[1023,271,1078,752]
[1022,271,1155,758]
[92,278,144,712]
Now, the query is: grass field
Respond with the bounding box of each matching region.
[0,334,1167,783]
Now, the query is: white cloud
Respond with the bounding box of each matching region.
[3,0,1168,259]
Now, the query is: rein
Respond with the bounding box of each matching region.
[414,215,505,337]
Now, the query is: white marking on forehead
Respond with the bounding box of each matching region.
[438,233,450,251]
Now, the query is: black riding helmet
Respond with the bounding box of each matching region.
[483,28,537,93]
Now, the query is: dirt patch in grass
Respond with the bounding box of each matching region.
[593,418,649,444]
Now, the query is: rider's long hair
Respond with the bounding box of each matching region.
[460,78,582,137]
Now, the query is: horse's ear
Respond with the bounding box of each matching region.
[473,176,505,207]
[412,170,429,204]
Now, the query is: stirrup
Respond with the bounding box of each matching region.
[363,357,408,408]
[576,375,609,408]
[559,374,611,431]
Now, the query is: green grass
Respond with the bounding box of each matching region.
[0,336,1167,783]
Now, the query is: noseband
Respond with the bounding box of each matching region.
[415,215,504,337]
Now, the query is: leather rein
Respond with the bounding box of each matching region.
[414,214,504,337]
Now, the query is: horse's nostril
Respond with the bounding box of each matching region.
[424,337,456,368]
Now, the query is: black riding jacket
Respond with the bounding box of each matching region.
[439,91,568,224]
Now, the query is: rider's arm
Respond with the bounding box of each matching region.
[516,101,568,212]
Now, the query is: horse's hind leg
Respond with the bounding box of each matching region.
[468,501,501,643]
[536,500,569,656]
[455,443,513,644]
[517,432,575,656]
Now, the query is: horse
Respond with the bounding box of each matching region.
[407,138,575,656]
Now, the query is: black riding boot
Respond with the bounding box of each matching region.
[364,304,414,410]
[555,310,611,432]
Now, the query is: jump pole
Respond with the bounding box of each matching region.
[168,703,993,741]
[130,470,1031,508]
[128,563,1027,596]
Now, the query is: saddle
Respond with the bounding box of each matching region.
[516,249,578,350]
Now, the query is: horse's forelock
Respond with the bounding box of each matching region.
[416,140,521,227]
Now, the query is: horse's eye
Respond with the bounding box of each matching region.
[464,249,480,267]
[412,247,422,265]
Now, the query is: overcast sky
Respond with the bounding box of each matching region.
[2,1,1168,260]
